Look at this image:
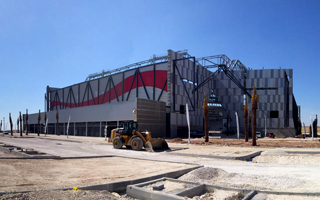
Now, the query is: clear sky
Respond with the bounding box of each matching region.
[0,0,319,129]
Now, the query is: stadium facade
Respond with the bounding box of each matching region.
[27,49,300,138]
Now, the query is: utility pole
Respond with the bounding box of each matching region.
[252,85,258,146]
[17,118,19,133]
[9,113,13,136]
[311,115,314,141]
[38,110,41,136]
[26,109,28,135]
[19,112,22,137]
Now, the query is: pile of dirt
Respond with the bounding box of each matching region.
[0,190,122,200]
[179,167,313,192]
[179,167,228,182]
[169,138,187,143]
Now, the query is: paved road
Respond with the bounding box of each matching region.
[1,134,320,193]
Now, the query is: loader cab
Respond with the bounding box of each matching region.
[125,121,138,132]
[119,121,138,135]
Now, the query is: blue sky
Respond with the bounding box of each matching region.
[0,0,319,128]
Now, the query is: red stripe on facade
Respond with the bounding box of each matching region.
[51,70,167,109]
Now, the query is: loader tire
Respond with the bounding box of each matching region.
[131,137,143,151]
[113,137,123,149]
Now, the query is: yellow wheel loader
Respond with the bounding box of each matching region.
[108,121,169,152]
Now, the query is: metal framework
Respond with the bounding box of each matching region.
[196,54,247,71]
[86,50,189,81]
[172,57,196,112]
[48,63,168,111]
[193,55,251,98]
[49,52,251,114]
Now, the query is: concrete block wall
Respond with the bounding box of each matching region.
[135,98,166,138]
[246,69,295,136]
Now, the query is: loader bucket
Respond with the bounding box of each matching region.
[145,139,169,152]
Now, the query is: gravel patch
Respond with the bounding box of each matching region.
[190,190,243,200]
[179,167,316,192]
[252,193,320,200]
[253,150,320,165]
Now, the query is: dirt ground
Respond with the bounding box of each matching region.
[168,137,320,148]
[179,167,320,193]
[253,149,320,165]
[143,180,196,194]
[0,157,193,192]
[168,143,263,156]
[191,190,243,200]
[0,190,126,200]
[1,134,320,199]
[253,193,320,200]
[0,150,18,157]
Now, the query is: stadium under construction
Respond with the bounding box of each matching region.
[27,49,300,138]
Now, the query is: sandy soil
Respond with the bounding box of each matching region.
[253,193,320,200]
[0,157,193,192]
[0,190,124,200]
[253,150,320,165]
[168,143,263,156]
[191,190,243,200]
[168,138,320,148]
[179,167,320,192]
[0,150,18,157]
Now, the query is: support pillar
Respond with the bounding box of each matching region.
[99,121,102,137]
[86,122,88,137]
